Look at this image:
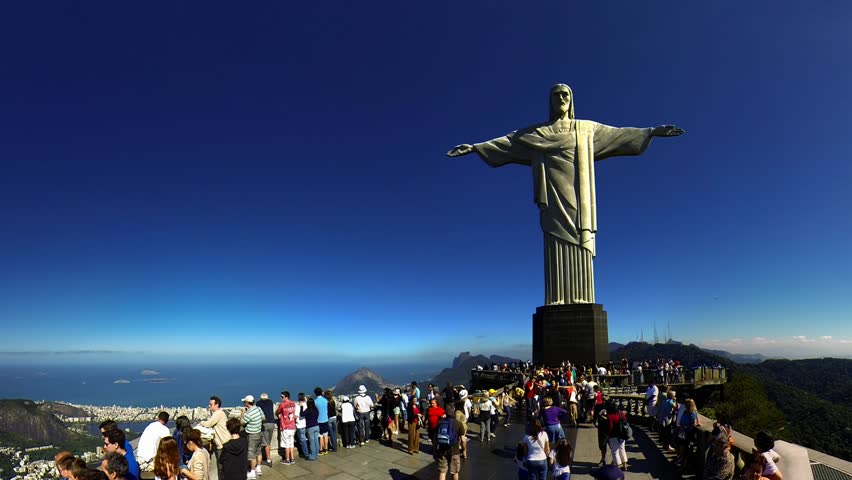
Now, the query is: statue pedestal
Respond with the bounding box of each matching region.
[532,304,609,367]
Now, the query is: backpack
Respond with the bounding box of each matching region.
[435,418,457,449]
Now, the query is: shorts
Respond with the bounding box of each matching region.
[247,432,262,458]
[261,423,275,447]
[319,422,329,436]
[279,429,295,449]
[437,452,460,474]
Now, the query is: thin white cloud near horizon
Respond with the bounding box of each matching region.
[698,335,851,359]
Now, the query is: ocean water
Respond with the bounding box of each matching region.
[0,363,443,408]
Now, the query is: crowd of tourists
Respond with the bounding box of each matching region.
[51,360,781,480]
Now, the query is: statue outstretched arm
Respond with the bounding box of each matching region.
[447,144,474,157]
[650,125,685,137]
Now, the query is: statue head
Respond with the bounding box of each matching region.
[549,83,574,121]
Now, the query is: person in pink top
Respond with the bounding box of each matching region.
[275,391,297,465]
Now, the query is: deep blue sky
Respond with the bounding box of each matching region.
[1,2,850,363]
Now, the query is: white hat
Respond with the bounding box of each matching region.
[241,395,255,403]
[358,385,367,394]
[458,389,468,399]
[259,393,269,400]
[341,396,350,402]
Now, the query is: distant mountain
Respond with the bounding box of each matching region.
[42,401,90,419]
[0,399,75,445]
[608,342,624,352]
[333,367,396,396]
[610,342,734,368]
[702,348,770,364]
[431,352,522,388]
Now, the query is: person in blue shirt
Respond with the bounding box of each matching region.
[313,387,330,455]
[103,428,140,480]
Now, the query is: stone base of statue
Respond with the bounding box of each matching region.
[532,303,609,367]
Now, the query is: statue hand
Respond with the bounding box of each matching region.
[447,144,474,157]
[651,125,685,137]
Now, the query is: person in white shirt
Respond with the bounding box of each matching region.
[136,412,171,471]
[523,419,551,480]
[352,385,374,446]
[339,396,357,448]
[645,380,659,421]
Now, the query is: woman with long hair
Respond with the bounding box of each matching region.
[677,398,700,470]
[522,419,550,480]
[153,437,181,480]
[323,390,338,453]
[303,397,320,460]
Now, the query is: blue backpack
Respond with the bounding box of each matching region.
[436,417,457,448]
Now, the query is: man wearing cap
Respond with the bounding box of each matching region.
[240,395,264,479]
[256,393,275,467]
[353,385,374,446]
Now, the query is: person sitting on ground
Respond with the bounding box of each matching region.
[219,418,247,480]
[100,452,128,480]
[103,429,140,480]
[153,437,181,480]
[136,411,171,472]
[180,429,210,480]
[753,431,782,480]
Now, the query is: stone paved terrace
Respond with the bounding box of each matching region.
[253,414,686,480]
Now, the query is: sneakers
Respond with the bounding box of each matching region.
[489,433,496,438]
[360,442,365,446]
[280,459,294,465]
[247,471,257,480]
[255,466,262,476]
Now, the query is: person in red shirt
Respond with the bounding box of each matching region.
[426,399,446,450]
[606,403,629,470]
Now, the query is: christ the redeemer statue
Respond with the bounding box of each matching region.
[448,84,683,305]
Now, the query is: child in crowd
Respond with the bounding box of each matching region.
[551,438,573,480]
[515,441,529,480]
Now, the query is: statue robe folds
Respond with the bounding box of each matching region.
[472,120,652,305]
